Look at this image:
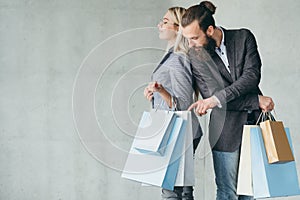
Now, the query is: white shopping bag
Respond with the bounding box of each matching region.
[174,111,195,186]
[133,109,176,155]
[237,125,255,196]
[122,115,185,190]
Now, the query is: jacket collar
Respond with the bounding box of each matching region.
[152,46,174,74]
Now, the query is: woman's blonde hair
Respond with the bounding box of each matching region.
[168,7,189,54]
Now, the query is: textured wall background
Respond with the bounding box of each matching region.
[1,0,300,199]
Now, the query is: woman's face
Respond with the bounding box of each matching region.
[157,11,178,41]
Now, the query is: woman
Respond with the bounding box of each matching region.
[143,7,202,200]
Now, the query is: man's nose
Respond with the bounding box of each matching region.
[188,40,195,48]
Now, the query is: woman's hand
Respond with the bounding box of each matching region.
[143,86,153,101]
[144,82,173,108]
[143,82,163,101]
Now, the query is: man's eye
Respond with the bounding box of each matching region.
[163,21,168,24]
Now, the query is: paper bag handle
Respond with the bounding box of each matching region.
[152,97,178,112]
[256,110,277,125]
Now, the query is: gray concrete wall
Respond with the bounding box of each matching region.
[0,0,300,199]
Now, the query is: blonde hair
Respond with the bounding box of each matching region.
[168,7,189,54]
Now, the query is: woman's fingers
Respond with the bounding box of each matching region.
[143,87,149,97]
[144,81,163,101]
[146,93,153,101]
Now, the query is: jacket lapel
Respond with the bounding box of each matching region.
[223,27,237,81]
[212,52,233,83]
[152,49,173,74]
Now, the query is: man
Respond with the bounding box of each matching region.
[181,1,274,200]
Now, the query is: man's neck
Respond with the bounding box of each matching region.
[213,28,223,48]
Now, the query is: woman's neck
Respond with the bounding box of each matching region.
[167,39,176,50]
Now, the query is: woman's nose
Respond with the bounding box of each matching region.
[157,22,162,28]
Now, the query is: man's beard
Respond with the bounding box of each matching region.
[203,35,216,56]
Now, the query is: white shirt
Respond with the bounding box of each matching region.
[213,27,230,108]
[215,27,230,73]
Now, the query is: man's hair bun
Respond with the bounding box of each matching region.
[199,1,216,15]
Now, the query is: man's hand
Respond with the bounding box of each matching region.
[259,95,275,112]
[188,96,219,115]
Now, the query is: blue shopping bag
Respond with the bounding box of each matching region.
[250,127,300,199]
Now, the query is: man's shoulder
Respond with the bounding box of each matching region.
[223,27,254,38]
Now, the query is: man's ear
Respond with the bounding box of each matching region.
[206,25,214,37]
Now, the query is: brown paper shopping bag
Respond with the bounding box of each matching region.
[259,112,294,164]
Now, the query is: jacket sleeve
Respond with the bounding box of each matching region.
[167,54,194,111]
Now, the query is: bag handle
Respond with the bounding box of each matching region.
[153,99,164,112]
[255,110,277,125]
[153,98,178,112]
[255,112,264,125]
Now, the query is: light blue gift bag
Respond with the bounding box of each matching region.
[250,127,300,198]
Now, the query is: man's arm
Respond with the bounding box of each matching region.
[189,46,261,112]
[188,30,274,114]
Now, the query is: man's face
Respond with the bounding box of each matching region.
[182,20,208,48]
[182,20,216,55]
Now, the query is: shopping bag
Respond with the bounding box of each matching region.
[260,114,294,163]
[250,127,300,199]
[236,125,255,196]
[122,114,185,190]
[174,111,195,186]
[133,109,176,155]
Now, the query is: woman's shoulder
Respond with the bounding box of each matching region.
[166,52,191,68]
[163,52,192,75]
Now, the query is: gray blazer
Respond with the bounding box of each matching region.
[189,27,262,152]
[151,47,202,142]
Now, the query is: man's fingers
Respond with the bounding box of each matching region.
[196,103,202,114]
[269,100,275,111]
[199,111,208,116]
[200,104,209,115]
[188,102,197,111]
[259,96,275,112]
[189,100,209,116]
